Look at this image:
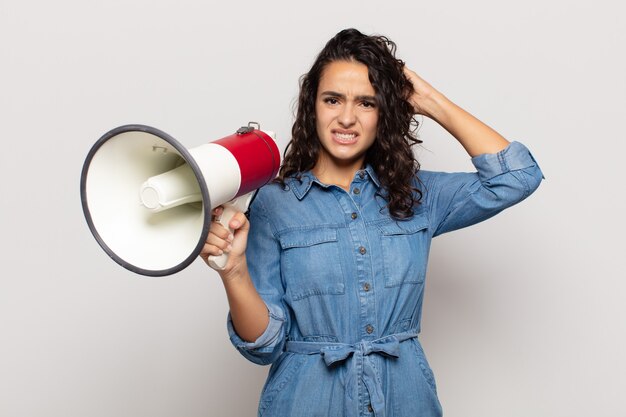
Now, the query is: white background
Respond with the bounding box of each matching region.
[1,0,625,416]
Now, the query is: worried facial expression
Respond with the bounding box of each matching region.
[315,60,379,171]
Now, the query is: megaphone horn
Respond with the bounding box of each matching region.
[80,122,281,276]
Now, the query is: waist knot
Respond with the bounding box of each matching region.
[285,331,419,417]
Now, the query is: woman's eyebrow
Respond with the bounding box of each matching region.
[320,90,345,98]
[320,91,377,102]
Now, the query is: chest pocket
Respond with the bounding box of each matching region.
[279,228,345,301]
[378,216,430,287]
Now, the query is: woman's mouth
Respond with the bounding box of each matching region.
[332,131,358,144]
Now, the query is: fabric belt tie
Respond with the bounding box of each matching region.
[285,331,418,417]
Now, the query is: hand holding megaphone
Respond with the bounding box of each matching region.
[204,193,254,270]
[80,122,281,276]
[200,202,251,275]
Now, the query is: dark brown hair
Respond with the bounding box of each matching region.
[279,28,422,219]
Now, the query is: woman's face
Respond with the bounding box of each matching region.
[314,60,379,172]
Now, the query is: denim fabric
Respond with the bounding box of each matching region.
[227,141,543,417]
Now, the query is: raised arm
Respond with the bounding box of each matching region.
[404,67,510,156]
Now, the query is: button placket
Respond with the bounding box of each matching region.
[334,177,377,347]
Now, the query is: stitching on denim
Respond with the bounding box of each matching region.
[258,355,306,416]
[253,192,280,239]
[497,147,509,172]
[514,170,532,198]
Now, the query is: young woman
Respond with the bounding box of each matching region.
[201,28,543,417]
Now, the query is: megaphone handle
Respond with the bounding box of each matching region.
[207,192,254,270]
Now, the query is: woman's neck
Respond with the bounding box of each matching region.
[312,157,364,191]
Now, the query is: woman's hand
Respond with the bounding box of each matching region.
[403,67,446,119]
[200,206,250,281]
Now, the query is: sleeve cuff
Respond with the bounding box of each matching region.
[471,141,542,182]
[227,301,285,353]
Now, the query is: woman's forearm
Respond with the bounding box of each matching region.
[403,68,510,157]
[222,263,270,343]
[422,91,510,157]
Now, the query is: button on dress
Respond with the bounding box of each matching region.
[227,141,543,416]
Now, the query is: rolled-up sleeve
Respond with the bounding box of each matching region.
[420,141,543,237]
[227,302,286,365]
[226,190,289,365]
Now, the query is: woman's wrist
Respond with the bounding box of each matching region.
[418,89,454,125]
[219,256,250,285]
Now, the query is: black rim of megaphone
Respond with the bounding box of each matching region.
[80,124,211,277]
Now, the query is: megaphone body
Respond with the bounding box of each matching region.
[80,123,280,276]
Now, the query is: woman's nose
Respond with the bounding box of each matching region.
[338,104,357,127]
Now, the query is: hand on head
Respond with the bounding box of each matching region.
[403,67,440,118]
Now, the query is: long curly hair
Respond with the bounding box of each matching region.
[278,28,423,219]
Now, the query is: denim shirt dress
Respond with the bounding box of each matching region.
[227,141,543,417]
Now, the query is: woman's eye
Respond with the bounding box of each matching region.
[361,101,376,108]
[324,97,339,105]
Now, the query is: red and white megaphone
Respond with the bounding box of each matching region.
[80,122,280,276]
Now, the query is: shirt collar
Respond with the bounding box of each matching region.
[363,164,381,188]
[288,164,381,200]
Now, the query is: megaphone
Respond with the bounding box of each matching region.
[80,122,280,276]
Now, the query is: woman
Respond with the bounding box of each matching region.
[201,28,543,417]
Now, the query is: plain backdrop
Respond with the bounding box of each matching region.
[1,0,625,416]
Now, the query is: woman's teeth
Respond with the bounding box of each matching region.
[334,133,357,142]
